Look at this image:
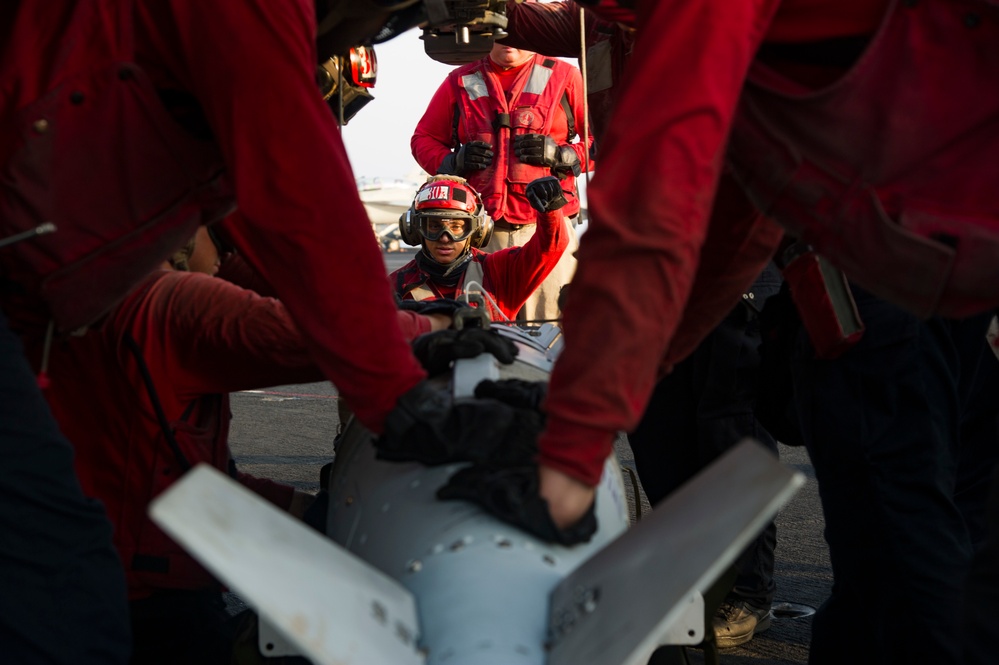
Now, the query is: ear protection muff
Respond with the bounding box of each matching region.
[399,205,422,246]
[469,209,493,249]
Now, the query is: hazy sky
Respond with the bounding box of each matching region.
[340,33,456,183]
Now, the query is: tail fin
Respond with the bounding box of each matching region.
[546,440,804,665]
[149,465,425,665]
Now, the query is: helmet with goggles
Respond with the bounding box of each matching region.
[399,176,494,248]
[317,45,378,125]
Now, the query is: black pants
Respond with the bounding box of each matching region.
[792,287,998,664]
[629,266,781,611]
[0,308,131,663]
[129,590,237,665]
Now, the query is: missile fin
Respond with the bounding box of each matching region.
[149,464,425,665]
[546,439,804,665]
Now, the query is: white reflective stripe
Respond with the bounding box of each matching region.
[523,64,553,96]
[461,72,489,101]
[410,284,435,301]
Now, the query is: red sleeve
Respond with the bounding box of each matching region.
[139,0,425,432]
[501,1,582,57]
[122,271,326,398]
[563,68,594,169]
[396,310,433,340]
[538,0,782,486]
[411,79,461,175]
[482,209,569,319]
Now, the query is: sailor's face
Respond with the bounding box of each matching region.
[489,43,534,69]
[425,233,468,265]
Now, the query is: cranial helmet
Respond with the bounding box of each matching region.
[317,45,378,125]
[399,176,494,248]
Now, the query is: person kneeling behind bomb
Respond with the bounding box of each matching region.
[391,175,571,323]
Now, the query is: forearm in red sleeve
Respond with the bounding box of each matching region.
[411,83,461,175]
[538,0,782,486]
[484,208,569,317]
[133,272,323,397]
[153,0,425,432]
[396,310,433,340]
[502,1,582,57]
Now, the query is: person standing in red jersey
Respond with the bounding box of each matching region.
[0,2,518,662]
[412,41,593,325]
[37,227,451,663]
[432,1,999,663]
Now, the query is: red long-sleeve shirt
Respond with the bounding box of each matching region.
[39,267,431,598]
[127,0,426,432]
[391,209,569,320]
[38,271,306,597]
[539,0,888,485]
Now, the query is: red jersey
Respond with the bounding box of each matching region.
[1,0,426,432]
[540,0,893,485]
[39,268,433,598]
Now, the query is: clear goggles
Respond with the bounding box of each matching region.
[418,214,474,242]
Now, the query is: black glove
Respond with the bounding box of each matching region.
[411,328,517,376]
[512,134,582,178]
[377,381,541,466]
[397,297,471,319]
[437,464,597,545]
[474,378,547,412]
[438,141,494,175]
[525,176,568,213]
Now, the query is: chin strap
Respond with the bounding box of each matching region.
[417,246,473,287]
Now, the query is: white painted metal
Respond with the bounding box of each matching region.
[452,353,500,398]
[546,439,805,665]
[326,429,629,665]
[257,617,300,657]
[149,465,425,665]
[658,592,705,646]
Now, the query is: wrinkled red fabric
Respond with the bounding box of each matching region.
[540,0,888,486]
[2,0,426,432]
[38,270,326,598]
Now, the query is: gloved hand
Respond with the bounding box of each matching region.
[512,134,582,178]
[437,464,597,545]
[412,328,517,376]
[376,381,541,466]
[474,378,547,412]
[524,176,568,213]
[438,141,494,175]
[397,297,471,319]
